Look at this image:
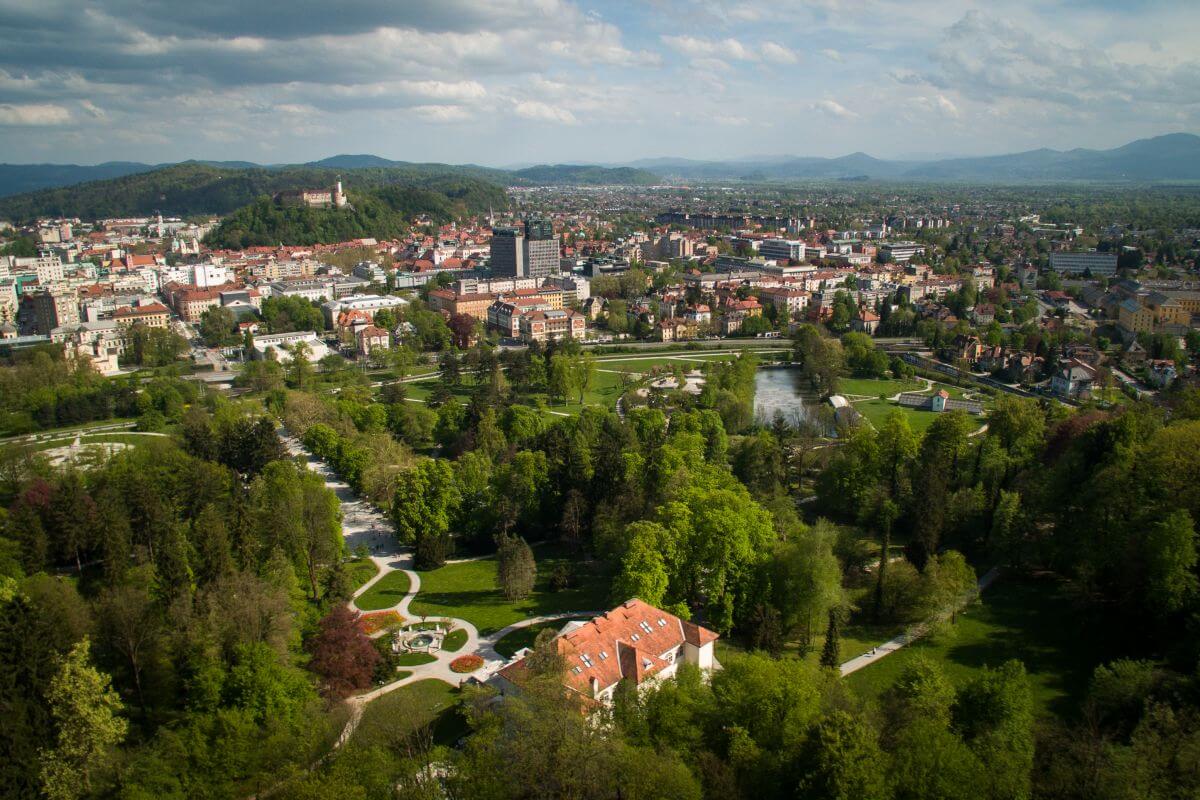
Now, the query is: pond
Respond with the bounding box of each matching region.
[754,367,820,426]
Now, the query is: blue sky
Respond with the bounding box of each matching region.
[0,0,1197,165]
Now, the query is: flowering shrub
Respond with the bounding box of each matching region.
[359,610,404,636]
[450,655,483,673]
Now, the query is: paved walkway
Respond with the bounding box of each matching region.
[283,431,499,747]
[839,566,1001,676]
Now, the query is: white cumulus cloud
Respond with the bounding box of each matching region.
[514,100,578,125]
[812,99,857,119]
[0,103,71,125]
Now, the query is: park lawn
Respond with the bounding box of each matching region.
[0,416,139,442]
[845,574,1112,718]
[593,354,737,373]
[355,570,411,611]
[715,620,905,667]
[852,398,988,435]
[396,652,437,666]
[442,628,468,652]
[409,553,609,635]
[837,376,925,398]
[82,432,170,447]
[353,680,465,749]
[346,558,379,592]
[494,617,592,658]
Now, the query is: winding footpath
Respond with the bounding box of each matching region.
[839,566,1001,676]
[283,429,997,746]
[282,430,599,748]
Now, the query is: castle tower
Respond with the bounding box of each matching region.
[334,177,347,208]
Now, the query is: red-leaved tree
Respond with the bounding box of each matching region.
[307,605,380,699]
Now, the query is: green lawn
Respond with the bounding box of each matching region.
[408,552,609,635]
[346,558,379,592]
[836,377,924,398]
[0,417,138,442]
[592,354,737,373]
[442,628,468,652]
[494,617,592,658]
[845,575,1112,718]
[395,652,437,666]
[354,570,411,611]
[29,431,169,452]
[852,397,988,435]
[716,620,905,668]
[353,680,465,750]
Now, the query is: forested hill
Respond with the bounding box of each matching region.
[0,160,660,221]
[0,163,511,223]
[203,181,508,249]
[509,164,660,185]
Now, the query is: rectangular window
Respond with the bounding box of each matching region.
[639,621,653,633]
[630,633,640,642]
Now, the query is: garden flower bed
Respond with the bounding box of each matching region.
[449,655,483,673]
[359,610,404,636]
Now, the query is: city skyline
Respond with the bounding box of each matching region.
[0,0,1198,166]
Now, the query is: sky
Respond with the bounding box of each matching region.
[0,0,1198,166]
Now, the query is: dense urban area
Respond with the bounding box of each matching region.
[3,160,1200,800]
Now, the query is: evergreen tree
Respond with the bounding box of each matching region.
[820,607,842,670]
[497,534,537,601]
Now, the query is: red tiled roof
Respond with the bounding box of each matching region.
[498,599,717,698]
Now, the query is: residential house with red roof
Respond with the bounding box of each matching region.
[492,599,718,706]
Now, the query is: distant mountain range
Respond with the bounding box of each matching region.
[619,133,1200,183]
[0,134,1197,208]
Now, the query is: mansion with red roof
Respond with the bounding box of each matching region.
[492,599,718,706]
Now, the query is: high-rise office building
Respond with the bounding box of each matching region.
[490,227,525,278]
[523,218,559,280]
[490,219,559,279]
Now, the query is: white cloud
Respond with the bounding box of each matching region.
[819,48,843,63]
[411,104,473,123]
[0,103,71,125]
[714,114,749,126]
[79,99,106,118]
[396,80,487,101]
[812,99,857,119]
[662,35,761,63]
[761,42,798,65]
[514,100,578,125]
[935,94,960,118]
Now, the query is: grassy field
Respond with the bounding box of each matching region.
[0,417,138,442]
[852,396,988,434]
[494,617,592,658]
[353,680,465,749]
[717,619,905,668]
[592,354,738,373]
[354,570,411,611]
[395,652,437,666]
[346,558,379,592]
[845,574,1111,718]
[836,377,925,398]
[408,551,609,635]
[442,628,468,652]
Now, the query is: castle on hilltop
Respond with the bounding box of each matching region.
[275,179,349,209]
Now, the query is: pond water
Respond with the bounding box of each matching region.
[753,367,819,426]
